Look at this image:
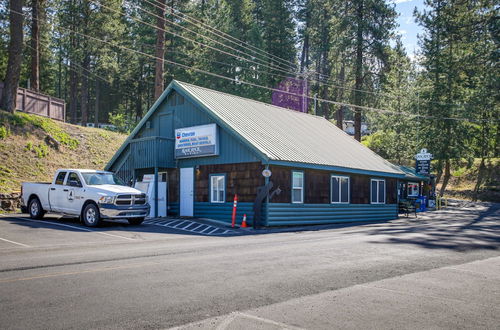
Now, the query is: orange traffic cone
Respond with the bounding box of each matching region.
[241,214,248,228]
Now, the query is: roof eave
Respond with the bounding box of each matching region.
[267,160,406,178]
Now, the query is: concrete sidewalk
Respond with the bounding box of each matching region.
[173,256,500,329]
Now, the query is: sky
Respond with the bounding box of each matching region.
[393,0,426,58]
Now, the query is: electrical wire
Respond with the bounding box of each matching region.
[9,8,498,123]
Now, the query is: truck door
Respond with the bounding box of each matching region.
[62,172,85,214]
[49,171,67,212]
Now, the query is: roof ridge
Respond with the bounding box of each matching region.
[174,80,327,121]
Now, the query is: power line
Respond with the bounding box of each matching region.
[144,0,297,70]
[10,8,497,123]
[130,0,296,73]
[142,0,471,109]
[92,0,300,80]
[147,0,479,109]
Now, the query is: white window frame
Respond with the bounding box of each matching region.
[371,179,386,204]
[407,182,419,197]
[210,174,225,203]
[291,171,304,204]
[331,175,350,204]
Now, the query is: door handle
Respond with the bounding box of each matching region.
[63,189,69,192]
[50,188,55,191]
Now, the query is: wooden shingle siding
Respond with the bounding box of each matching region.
[195,162,264,203]
[269,165,397,205]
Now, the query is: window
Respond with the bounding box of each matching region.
[292,171,304,203]
[66,172,83,187]
[331,175,349,203]
[210,174,225,203]
[407,182,419,197]
[55,171,67,185]
[371,179,386,204]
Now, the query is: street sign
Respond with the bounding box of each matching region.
[415,148,433,175]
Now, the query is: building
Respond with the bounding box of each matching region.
[106,80,407,226]
[342,120,370,136]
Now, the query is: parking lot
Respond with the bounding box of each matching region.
[0,203,499,329]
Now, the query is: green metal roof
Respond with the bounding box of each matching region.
[107,80,405,177]
[396,165,430,182]
[175,81,404,176]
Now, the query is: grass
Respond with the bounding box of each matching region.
[0,110,127,193]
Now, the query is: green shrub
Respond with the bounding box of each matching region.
[0,126,10,139]
[13,112,79,149]
[25,142,33,151]
[33,144,49,158]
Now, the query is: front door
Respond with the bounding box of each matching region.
[62,172,84,214]
[180,167,194,217]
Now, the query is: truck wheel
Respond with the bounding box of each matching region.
[82,203,101,227]
[29,198,45,219]
[127,217,145,225]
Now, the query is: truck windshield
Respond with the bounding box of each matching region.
[81,172,126,186]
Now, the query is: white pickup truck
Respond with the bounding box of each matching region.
[21,169,150,227]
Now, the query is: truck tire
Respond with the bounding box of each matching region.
[82,203,101,227]
[29,197,45,219]
[127,217,145,226]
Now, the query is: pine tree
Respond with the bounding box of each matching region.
[2,0,25,113]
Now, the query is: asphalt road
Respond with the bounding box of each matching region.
[0,203,499,329]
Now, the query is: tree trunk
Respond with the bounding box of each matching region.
[353,0,364,142]
[69,62,78,123]
[80,54,90,126]
[1,0,24,113]
[439,159,451,197]
[473,157,486,201]
[94,79,99,127]
[30,0,42,92]
[154,0,167,100]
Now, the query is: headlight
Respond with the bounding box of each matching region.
[98,196,115,204]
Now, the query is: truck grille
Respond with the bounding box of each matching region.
[115,194,147,206]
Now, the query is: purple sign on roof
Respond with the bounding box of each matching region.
[272,77,309,113]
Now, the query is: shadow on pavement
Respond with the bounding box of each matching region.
[364,204,500,251]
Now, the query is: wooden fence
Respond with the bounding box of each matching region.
[0,82,66,121]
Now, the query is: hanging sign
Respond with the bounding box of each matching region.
[415,148,433,175]
[175,124,218,158]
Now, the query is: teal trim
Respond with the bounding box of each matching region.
[194,202,254,225]
[266,203,397,226]
[291,170,304,204]
[169,202,179,216]
[209,173,226,203]
[268,160,405,179]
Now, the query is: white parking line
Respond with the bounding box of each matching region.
[191,224,205,231]
[171,220,189,229]
[19,218,135,241]
[206,228,220,235]
[200,226,214,233]
[0,237,31,248]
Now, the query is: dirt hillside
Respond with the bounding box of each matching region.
[0,110,127,193]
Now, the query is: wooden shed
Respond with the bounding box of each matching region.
[106,80,407,226]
